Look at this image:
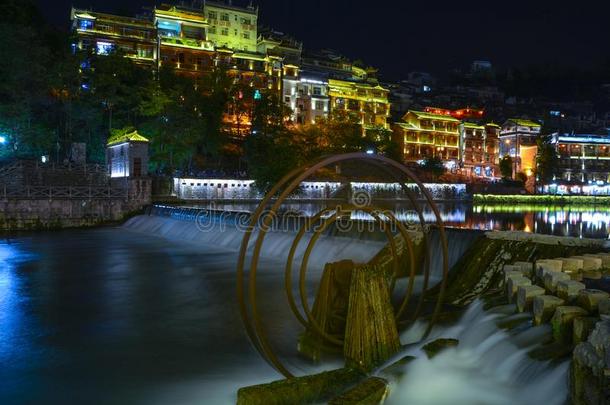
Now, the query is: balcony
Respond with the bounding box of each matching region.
[160,36,214,51]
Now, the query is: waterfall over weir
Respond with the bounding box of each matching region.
[123,205,482,275]
[119,207,570,404]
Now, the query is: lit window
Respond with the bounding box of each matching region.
[96,41,114,55]
[79,19,93,30]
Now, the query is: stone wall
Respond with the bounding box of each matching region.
[0,178,151,232]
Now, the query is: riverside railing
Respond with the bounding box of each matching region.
[0,185,128,200]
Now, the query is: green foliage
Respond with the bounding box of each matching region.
[473,194,610,205]
[499,155,513,179]
[421,156,446,179]
[536,135,559,184]
[244,129,300,193]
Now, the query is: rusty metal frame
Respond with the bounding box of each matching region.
[236,153,449,378]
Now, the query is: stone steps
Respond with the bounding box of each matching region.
[502,252,610,405]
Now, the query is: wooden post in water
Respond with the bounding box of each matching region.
[344,264,400,371]
[299,260,353,361]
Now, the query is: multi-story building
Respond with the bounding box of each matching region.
[552,133,610,183]
[299,74,330,125]
[460,122,500,177]
[216,47,284,136]
[257,28,302,66]
[155,4,215,78]
[328,79,390,131]
[500,118,542,175]
[393,111,461,164]
[203,1,258,52]
[71,8,157,67]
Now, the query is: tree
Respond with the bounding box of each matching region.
[500,155,513,179]
[0,0,54,159]
[536,135,558,184]
[421,156,446,179]
[244,128,301,193]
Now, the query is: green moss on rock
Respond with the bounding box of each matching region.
[236,368,365,405]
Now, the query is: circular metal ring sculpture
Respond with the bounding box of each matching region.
[237,153,449,378]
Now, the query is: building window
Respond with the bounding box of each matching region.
[234,29,238,36]
[241,17,251,25]
[96,41,114,55]
[208,11,217,20]
[315,101,325,110]
[313,87,322,96]
[79,19,93,30]
[221,28,229,36]
[243,32,250,39]
[221,13,229,22]
[209,26,216,34]
[284,96,291,103]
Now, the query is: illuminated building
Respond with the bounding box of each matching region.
[282,72,329,125]
[217,47,284,136]
[203,1,258,52]
[500,119,542,175]
[552,133,610,183]
[155,4,215,77]
[423,107,485,120]
[459,122,500,177]
[106,130,149,178]
[328,79,390,130]
[71,3,283,138]
[71,8,157,66]
[257,28,303,66]
[393,111,461,164]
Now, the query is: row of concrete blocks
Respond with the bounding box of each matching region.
[504,254,610,343]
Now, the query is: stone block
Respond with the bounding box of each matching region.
[558,257,583,274]
[513,261,534,277]
[533,295,565,325]
[577,289,610,313]
[573,317,599,345]
[535,259,563,278]
[584,253,610,269]
[582,270,602,280]
[571,256,602,271]
[517,285,545,313]
[543,271,571,294]
[551,306,588,343]
[556,280,586,301]
[503,270,523,282]
[506,275,531,303]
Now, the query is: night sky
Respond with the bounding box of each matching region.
[35,0,610,80]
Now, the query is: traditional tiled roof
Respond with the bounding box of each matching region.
[107,130,149,146]
[463,122,485,130]
[507,118,541,128]
[407,110,461,122]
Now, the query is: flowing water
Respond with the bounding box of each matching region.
[385,302,568,405]
[0,213,572,404]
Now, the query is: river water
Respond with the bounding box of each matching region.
[196,201,610,239]
[0,209,593,404]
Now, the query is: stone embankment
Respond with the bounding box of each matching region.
[503,253,610,405]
